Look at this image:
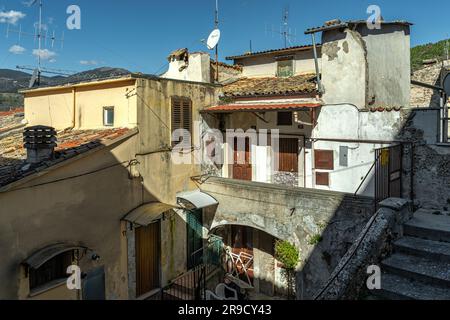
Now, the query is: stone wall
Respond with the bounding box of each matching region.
[273,171,299,188]
[200,177,374,299]
[315,198,412,300]
[410,60,449,108]
[412,145,450,211]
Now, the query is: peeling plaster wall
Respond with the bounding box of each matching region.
[320,24,411,109]
[359,24,411,108]
[162,52,211,83]
[200,177,373,299]
[321,30,367,107]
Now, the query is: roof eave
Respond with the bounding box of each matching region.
[305,20,413,35]
[20,75,137,94]
[202,103,322,114]
[226,45,320,61]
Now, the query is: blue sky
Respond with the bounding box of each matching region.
[0,0,449,75]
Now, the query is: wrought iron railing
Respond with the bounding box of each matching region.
[160,236,224,300]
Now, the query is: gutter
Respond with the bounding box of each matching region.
[310,32,323,94]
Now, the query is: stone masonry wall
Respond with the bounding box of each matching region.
[200,177,374,299]
[315,198,412,300]
[412,145,450,211]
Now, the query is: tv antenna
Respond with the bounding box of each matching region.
[203,0,221,83]
[6,0,67,87]
[265,6,297,48]
[445,34,449,61]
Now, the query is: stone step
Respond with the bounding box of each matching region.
[404,210,450,243]
[394,236,450,262]
[372,273,450,300]
[382,253,450,288]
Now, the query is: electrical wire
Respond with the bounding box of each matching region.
[1,159,139,194]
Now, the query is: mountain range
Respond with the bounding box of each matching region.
[0,67,131,93]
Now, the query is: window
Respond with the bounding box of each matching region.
[315,150,334,170]
[277,58,294,77]
[277,112,293,126]
[103,107,114,126]
[171,98,192,147]
[29,251,74,290]
[278,138,299,172]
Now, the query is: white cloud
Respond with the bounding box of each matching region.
[9,45,26,54]
[80,60,99,66]
[32,48,57,60]
[0,10,26,25]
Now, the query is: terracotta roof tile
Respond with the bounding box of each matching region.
[226,45,318,60]
[0,126,133,187]
[204,103,322,113]
[222,74,317,97]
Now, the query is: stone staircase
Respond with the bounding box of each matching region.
[374,209,450,300]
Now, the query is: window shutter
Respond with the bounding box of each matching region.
[278,138,299,172]
[315,150,334,170]
[171,98,192,147]
[316,172,329,186]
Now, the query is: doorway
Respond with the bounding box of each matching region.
[233,137,252,181]
[231,225,254,284]
[135,221,161,297]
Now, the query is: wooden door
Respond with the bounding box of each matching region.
[233,137,252,181]
[135,221,161,297]
[278,138,299,172]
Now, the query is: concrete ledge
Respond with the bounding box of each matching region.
[203,177,374,202]
[379,198,409,211]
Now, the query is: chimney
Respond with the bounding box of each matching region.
[23,126,57,164]
[162,49,211,83]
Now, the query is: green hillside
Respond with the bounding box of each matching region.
[411,38,449,71]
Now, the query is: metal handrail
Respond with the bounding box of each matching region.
[313,208,382,300]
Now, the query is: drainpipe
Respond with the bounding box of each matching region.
[71,87,76,129]
[310,108,317,188]
[311,33,323,94]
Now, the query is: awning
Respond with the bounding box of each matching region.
[122,202,177,226]
[177,190,218,210]
[202,103,322,114]
[23,243,87,269]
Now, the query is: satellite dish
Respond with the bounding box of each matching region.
[444,73,450,97]
[207,29,221,50]
[29,69,39,88]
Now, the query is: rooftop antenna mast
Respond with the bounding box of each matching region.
[265,6,296,48]
[281,6,296,48]
[446,34,449,61]
[214,0,219,82]
[6,0,68,87]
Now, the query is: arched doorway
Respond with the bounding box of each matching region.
[210,224,287,299]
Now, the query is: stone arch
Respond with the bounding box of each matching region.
[208,215,299,245]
